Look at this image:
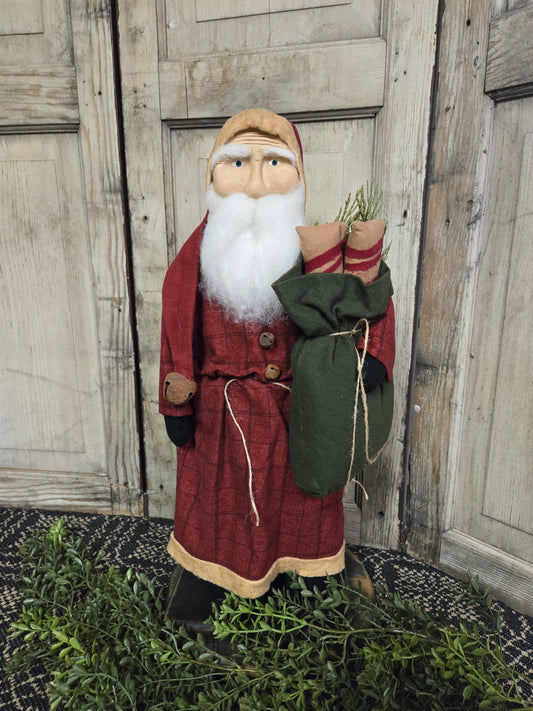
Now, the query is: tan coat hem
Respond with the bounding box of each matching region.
[168,533,346,599]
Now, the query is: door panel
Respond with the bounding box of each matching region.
[0,0,71,68]
[0,135,106,474]
[162,0,381,54]
[0,0,140,514]
[158,0,384,119]
[481,125,532,537]
[440,98,533,580]
[409,0,533,616]
[485,3,533,101]
[0,0,76,129]
[0,0,44,35]
[120,1,438,531]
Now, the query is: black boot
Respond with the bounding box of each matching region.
[344,548,375,601]
[164,565,225,627]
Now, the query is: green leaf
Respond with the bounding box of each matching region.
[52,630,70,645]
[50,697,63,711]
[463,684,474,701]
[69,637,83,652]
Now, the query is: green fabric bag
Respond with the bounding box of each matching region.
[272,260,394,497]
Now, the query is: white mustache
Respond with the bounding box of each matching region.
[200,183,305,325]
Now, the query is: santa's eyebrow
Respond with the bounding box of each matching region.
[211,144,251,168]
[262,147,297,166]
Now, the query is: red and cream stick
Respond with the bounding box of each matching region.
[296,222,347,274]
[344,219,385,283]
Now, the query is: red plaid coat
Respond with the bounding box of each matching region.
[160,220,395,597]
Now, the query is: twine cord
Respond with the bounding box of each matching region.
[225,318,377,513]
[224,378,291,527]
[330,318,379,493]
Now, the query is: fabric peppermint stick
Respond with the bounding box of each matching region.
[344,219,385,283]
[296,222,347,274]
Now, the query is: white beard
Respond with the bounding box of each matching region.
[200,183,305,325]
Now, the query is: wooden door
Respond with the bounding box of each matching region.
[409,0,533,615]
[118,0,439,538]
[0,0,140,515]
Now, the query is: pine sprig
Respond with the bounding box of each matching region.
[5,520,532,710]
[332,178,391,260]
[334,178,384,228]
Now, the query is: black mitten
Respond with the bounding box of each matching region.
[165,415,194,447]
[358,352,386,393]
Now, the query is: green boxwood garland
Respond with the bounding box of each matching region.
[5,519,532,710]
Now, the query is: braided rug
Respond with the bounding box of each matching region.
[1,506,531,709]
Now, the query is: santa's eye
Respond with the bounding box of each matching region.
[269,159,279,166]
[233,159,244,167]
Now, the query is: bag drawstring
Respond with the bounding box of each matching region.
[330,318,381,494]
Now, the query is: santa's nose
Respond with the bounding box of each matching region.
[244,157,269,198]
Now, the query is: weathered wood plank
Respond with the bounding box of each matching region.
[359,1,439,550]
[0,68,79,126]
[440,530,533,617]
[117,0,179,518]
[485,4,533,100]
[0,469,115,514]
[407,0,493,562]
[175,40,386,119]
[343,481,361,545]
[157,62,187,120]
[71,0,141,516]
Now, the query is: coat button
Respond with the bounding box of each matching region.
[259,331,276,349]
[265,364,281,381]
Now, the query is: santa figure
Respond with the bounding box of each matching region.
[159,109,394,620]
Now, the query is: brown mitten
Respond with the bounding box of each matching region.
[164,372,197,406]
[296,222,347,274]
[344,219,385,283]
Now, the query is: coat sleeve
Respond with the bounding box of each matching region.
[357,297,395,382]
[158,216,207,418]
[159,307,194,418]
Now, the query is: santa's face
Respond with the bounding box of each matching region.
[200,133,305,325]
[212,132,300,198]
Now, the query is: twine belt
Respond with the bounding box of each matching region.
[330,317,381,497]
[224,378,291,527]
